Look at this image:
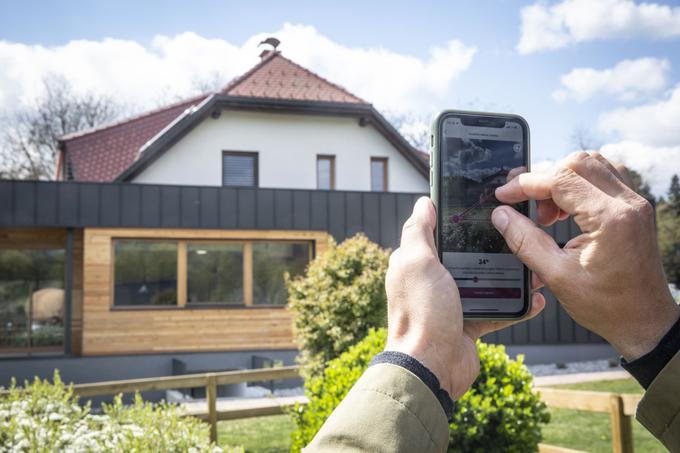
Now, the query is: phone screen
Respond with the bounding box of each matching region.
[438,114,529,315]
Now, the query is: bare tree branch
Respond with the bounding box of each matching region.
[385,112,430,152]
[0,74,122,180]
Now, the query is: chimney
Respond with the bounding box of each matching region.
[258,37,281,60]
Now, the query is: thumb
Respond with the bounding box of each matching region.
[491,206,563,278]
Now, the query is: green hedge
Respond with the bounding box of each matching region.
[286,233,389,378]
[291,328,550,453]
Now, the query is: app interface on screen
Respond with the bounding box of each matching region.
[441,117,525,302]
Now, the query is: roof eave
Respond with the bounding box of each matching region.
[116,95,428,182]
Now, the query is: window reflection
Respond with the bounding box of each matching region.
[253,242,309,305]
[0,249,64,355]
[187,243,243,304]
[114,241,177,306]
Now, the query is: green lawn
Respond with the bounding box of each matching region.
[217,379,663,453]
[541,378,665,453]
[218,415,294,453]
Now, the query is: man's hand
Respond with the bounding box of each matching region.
[385,197,544,399]
[494,151,679,362]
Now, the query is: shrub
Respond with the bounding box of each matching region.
[290,328,549,453]
[286,233,389,378]
[0,371,237,452]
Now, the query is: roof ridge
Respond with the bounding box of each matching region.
[59,92,211,142]
[273,53,367,104]
[219,51,279,94]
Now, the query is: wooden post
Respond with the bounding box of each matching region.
[206,374,218,444]
[609,394,633,453]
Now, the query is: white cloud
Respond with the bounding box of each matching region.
[518,0,680,54]
[552,57,670,102]
[0,23,475,116]
[533,143,679,198]
[600,141,680,196]
[599,84,680,147]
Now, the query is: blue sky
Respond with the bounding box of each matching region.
[1,0,679,194]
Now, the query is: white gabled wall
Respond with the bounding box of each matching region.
[132,111,428,193]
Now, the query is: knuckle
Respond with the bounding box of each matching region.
[505,225,527,256]
[401,215,419,234]
[565,151,590,166]
[634,198,654,221]
[554,165,579,186]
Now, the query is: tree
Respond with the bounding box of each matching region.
[658,174,680,287]
[669,174,680,214]
[628,169,656,206]
[386,112,430,151]
[0,75,121,180]
[570,125,600,151]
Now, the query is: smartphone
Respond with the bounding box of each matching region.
[430,110,531,319]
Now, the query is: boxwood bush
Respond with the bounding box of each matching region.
[291,328,550,453]
[286,233,389,378]
[0,371,239,452]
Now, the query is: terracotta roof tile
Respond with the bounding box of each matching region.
[62,52,367,182]
[62,96,208,181]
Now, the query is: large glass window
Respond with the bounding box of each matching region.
[187,243,243,304]
[371,157,388,192]
[0,249,64,355]
[253,242,309,305]
[114,241,177,306]
[111,239,311,308]
[223,151,258,187]
[317,155,335,190]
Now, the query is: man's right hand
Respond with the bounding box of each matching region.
[493,151,679,362]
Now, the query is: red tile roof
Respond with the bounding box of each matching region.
[61,95,208,182]
[224,51,366,103]
[60,52,366,182]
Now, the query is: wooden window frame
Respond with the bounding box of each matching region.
[110,239,180,310]
[185,240,248,307]
[316,154,336,190]
[110,236,313,310]
[222,151,259,188]
[371,157,388,192]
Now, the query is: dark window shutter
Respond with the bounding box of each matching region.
[223,153,257,187]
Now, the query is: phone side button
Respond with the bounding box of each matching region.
[429,169,433,186]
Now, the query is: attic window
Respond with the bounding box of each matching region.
[222,151,258,187]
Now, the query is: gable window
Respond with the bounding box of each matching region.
[223,151,258,187]
[371,157,388,192]
[317,155,335,190]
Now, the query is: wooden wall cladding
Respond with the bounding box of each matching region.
[82,228,330,356]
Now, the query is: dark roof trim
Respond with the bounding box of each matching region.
[115,95,428,182]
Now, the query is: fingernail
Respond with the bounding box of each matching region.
[492,209,509,233]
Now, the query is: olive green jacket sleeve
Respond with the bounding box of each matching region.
[303,363,449,453]
[636,349,680,452]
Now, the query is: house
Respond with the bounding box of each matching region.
[0,46,614,389]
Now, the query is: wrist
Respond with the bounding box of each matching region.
[614,302,680,362]
[385,338,454,396]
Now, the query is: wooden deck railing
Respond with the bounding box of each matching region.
[536,387,642,453]
[2,368,643,452]
[0,366,300,443]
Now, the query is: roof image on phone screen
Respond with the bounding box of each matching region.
[441,135,524,254]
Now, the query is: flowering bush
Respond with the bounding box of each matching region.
[0,371,239,452]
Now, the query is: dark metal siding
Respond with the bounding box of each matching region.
[0,180,602,345]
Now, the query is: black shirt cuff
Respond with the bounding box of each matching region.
[621,314,680,389]
[370,350,455,421]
